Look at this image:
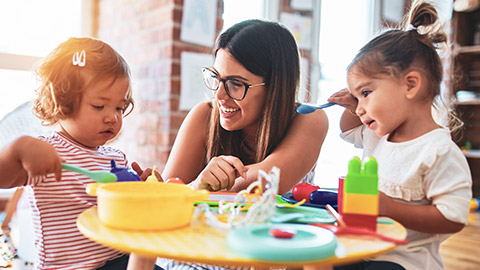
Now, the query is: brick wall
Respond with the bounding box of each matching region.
[97,0,223,170]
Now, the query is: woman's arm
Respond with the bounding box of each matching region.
[230,108,328,194]
[162,102,247,191]
[0,136,62,188]
[162,102,246,188]
[164,102,327,194]
[161,102,211,184]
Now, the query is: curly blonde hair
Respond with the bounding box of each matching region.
[34,37,134,125]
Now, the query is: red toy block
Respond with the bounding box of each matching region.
[338,176,345,214]
[342,213,377,231]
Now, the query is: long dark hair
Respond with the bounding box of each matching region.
[206,19,300,164]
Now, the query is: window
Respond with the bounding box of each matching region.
[314,0,378,188]
[222,0,265,30]
[0,0,85,120]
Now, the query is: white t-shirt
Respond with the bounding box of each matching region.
[26,132,126,270]
[341,126,472,270]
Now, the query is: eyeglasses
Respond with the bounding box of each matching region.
[201,66,265,101]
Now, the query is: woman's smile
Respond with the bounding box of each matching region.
[218,102,240,119]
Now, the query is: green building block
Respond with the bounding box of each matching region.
[344,156,378,195]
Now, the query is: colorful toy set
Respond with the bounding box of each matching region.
[290,182,338,207]
[110,159,141,182]
[338,157,379,231]
[471,197,480,212]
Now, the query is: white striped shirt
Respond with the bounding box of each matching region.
[26,132,125,269]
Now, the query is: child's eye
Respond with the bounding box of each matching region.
[361,90,372,97]
[92,105,104,110]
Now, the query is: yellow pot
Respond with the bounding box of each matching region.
[86,182,209,231]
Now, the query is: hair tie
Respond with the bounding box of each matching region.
[406,24,417,31]
[72,50,86,67]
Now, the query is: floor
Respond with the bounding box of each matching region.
[440,211,480,270]
[0,229,33,269]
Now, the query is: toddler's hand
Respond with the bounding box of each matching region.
[328,88,358,115]
[131,162,164,182]
[16,136,63,181]
[192,155,247,191]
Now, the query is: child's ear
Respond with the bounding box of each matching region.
[404,71,422,99]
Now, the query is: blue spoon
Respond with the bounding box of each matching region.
[296,102,336,114]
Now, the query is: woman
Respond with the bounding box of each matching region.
[162,19,328,194]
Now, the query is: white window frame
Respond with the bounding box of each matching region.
[0,0,93,73]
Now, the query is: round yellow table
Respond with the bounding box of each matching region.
[77,207,407,270]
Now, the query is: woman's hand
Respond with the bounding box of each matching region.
[328,88,358,114]
[190,155,248,191]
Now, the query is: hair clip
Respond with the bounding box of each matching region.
[72,50,86,67]
[406,24,417,32]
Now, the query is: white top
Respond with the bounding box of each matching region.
[26,132,126,270]
[341,126,472,270]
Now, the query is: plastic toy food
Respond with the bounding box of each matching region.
[86,182,209,231]
[309,189,338,206]
[292,182,320,202]
[145,166,159,183]
[471,197,480,212]
[166,177,185,184]
[110,159,141,182]
[269,227,297,239]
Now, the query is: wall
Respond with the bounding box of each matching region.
[279,0,315,102]
[96,0,223,170]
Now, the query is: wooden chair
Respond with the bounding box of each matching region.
[0,101,52,231]
[1,187,23,231]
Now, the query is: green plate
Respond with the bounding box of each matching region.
[227,224,337,262]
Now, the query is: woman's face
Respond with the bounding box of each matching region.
[213,49,266,136]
